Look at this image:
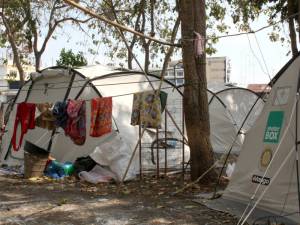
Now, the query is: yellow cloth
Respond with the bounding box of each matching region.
[35,103,56,130]
[131,91,162,128]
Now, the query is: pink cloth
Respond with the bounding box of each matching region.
[65,100,86,145]
[194,32,205,57]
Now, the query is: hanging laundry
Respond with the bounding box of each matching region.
[194,31,205,57]
[12,102,36,151]
[52,101,68,129]
[90,97,112,137]
[159,91,168,113]
[131,90,162,128]
[35,103,56,130]
[65,99,86,145]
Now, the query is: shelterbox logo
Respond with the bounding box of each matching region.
[263,111,284,143]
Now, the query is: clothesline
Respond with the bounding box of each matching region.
[0,76,186,88]
[1,86,176,105]
[9,91,166,151]
[0,78,207,95]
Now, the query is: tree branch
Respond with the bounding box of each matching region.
[64,0,181,47]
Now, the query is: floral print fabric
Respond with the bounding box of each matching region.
[131,91,162,128]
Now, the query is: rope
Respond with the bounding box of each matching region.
[253,33,271,81]
[246,34,270,80]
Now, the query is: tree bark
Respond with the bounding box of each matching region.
[35,53,42,72]
[179,0,216,182]
[298,0,300,42]
[288,0,298,56]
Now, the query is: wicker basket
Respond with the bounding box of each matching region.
[24,141,49,178]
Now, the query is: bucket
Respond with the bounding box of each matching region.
[24,141,49,178]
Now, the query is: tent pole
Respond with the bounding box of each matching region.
[164,108,167,176]
[212,95,263,198]
[46,70,76,153]
[156,127,160,179]
[295,71,300,215]
[139,113,142,180]
[182,100,185,180]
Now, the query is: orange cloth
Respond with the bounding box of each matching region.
[90,97,112,137]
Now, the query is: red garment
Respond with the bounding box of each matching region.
[65,100,86,145]
[90,97,112,137]
[12,102,36,151]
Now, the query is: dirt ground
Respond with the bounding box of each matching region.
[0,174,239,225]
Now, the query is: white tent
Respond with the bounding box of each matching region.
[209,87,264,154]
[178,85,264,154]
[0,65,264,181]
[207,55,300,224]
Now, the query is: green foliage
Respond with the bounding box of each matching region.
[0,0,92,73]
[56,48,87,68]
[225,0,298,50]
[6,70,17,81]
[80,0,233,68]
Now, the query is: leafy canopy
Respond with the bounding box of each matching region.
[56,48,87,68]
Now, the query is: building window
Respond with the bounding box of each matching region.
[176,71,184,77]
[176,78,184,86]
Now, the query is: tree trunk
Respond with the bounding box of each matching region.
[288,0,298,56]
[298,0,300,42]
[128,49,133,69]
[144,42,151,73]
[35,52,41,71]
[179,0,216,182]
[9,35,25,84]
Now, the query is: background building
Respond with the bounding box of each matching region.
[155,56,231,86]
[0,49,35,101]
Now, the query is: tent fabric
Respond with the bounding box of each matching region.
[215,88,264,134]
[194,197,297,225]
[210,88,264,153]
[219,55,300,223]
[0,65,264,181]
